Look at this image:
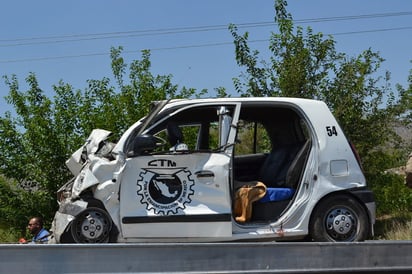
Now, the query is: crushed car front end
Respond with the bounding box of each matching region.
[49,129,121,243]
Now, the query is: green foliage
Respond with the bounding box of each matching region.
[229,1,339,98]
[235,121,271,155]
[0,74,73,231]
[0,47,202,234]
[369,173,412,215]
[0,224,23,243]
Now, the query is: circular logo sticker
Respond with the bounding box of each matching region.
[137,169,195,215]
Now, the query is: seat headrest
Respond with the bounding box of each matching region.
[167,122,184,146]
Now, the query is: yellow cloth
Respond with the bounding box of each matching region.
[234,182,267,223]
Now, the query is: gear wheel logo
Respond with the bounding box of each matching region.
[137,168,195,215]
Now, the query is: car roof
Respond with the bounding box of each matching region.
[154,97,326,115]
[163,97,323,106]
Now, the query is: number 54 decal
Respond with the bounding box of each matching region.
[326,126,338,136]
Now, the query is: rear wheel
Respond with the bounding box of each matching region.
[309,195,369,242]
[71,207,112,243]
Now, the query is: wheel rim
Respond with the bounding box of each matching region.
[71,207,112,243]
[324,207,358,241]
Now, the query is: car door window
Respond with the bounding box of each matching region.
[141,105,236,154]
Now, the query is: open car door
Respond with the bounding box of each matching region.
[119,103,240,239]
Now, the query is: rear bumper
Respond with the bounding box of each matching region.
[349,188,376,237]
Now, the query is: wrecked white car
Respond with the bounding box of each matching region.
[49,97,375,243]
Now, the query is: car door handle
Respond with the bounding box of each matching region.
[195,170,215,178]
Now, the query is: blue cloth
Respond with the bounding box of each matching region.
[259,188,295,203]
[32,228,49,243]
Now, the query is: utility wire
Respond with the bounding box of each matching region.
[1,25,411,64]
[0,11,411,47]
[1,10,412,64]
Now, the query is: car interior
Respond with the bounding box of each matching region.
[232,104,312,223]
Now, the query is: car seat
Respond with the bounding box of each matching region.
[167,122,188,151]
[251,139,311,221]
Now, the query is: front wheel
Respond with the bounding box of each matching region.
[71,207,113,243]
[309,195,370,242]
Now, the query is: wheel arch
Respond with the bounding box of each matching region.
[82,196,120,242]
[308,188,374,240]
[61,194,119,243]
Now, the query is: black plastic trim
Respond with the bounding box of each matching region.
[348,187,375,203]
[122,213,232,224]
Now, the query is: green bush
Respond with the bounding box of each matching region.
[0,224,26,243]
[367,172,412,216]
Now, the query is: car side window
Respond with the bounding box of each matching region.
[152,124,201,152]
[145,105,235,154]
[234,120,271,155]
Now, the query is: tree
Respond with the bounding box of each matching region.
[229,0,339,98]
[0,74,72,233]
[0,47,202,234]
[229,0,412,214]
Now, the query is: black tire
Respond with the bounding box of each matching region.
[70,207,113,243]
[309,195,370,242]
[59,227,75,243]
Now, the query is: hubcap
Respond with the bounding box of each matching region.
[72,208,112,243]
[325,208,357,241]
[80,212,105,240]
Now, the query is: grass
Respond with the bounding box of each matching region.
[374,212,412,240]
